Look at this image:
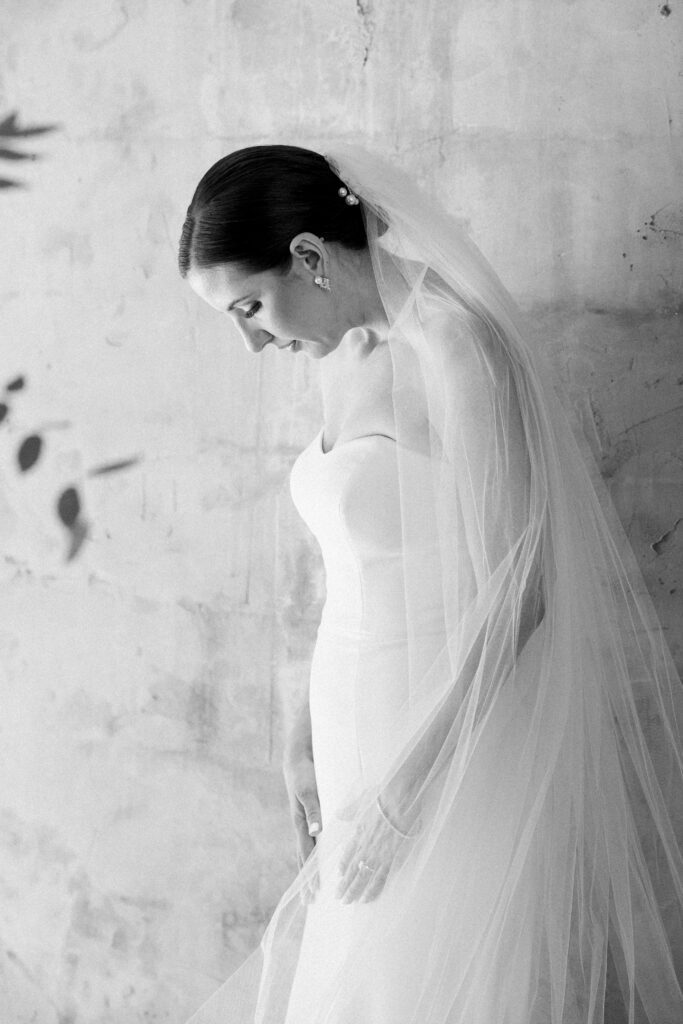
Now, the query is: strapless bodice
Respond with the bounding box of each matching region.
[289,428,445,639]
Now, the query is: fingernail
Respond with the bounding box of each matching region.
[308,822,321,836]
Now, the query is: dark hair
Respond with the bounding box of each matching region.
[178,144,367,278]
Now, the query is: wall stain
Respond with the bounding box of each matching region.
[642,204,683,240]
[178,599,231,753]
[279,540,323,659]
[43,229,94,269]
[4,944,63,1017]
[186,678,220,749]
[600,438,636,479]
[73,0,130,51]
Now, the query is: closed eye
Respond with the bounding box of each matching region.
[244,302,262,320]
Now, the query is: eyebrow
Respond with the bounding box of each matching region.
[226,295,251,312]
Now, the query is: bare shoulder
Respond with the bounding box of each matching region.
[346,338,433,453]
[422,303,496,358]
[421,305,513,399]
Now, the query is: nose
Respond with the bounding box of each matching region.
[233,320,275,354]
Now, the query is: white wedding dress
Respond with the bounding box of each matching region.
[286,427,440,1022]
[284,427,551,1023]
[289,427,446,808]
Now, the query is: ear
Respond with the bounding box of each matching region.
[289,232,325,277]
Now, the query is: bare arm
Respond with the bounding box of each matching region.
[384,312,546,827]
[382,569,544,830]
[282,687,322,898]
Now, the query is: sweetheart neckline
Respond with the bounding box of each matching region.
[317,427,397,456]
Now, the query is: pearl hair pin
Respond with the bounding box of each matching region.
[338,185,360,205]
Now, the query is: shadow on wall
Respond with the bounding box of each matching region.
[1,110,141,561]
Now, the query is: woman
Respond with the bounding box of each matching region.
[178,144,683,1023]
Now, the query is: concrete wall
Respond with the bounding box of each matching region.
[0,1,680,1021]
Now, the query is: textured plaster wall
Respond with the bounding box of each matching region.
[0,0,680,1021]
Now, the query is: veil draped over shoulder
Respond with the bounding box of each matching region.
[185,146,683,1024]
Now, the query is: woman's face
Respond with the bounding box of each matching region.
[185,234,363,360]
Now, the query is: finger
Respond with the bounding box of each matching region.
[337,836,372,891]
[338,836,360,876]
[300,793,322,837]
[294,806,316,859]
[296,826,315,866]
[336,852,373,901]
[359,868,389,903]
[339,865,374,904]
[296,786,321,835]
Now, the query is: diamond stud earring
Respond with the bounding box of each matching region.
[314,275,331,291]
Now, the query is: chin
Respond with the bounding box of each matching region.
[298,339,329,360]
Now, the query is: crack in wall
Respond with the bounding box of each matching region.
[617,402,683,437]
[355,0,375,68]
[652,517,682,556]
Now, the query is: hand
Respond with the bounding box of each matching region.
[335,789,411,904]
[282,751,321,904]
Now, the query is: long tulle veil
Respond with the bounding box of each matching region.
[184,145,683,1023]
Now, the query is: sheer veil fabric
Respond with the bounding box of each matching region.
[184,146,683,1023]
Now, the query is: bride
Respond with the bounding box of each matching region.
[178,144,683,1023]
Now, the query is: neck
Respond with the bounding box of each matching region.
[319,333,388,423]
[319,246,389,400]
[349,246,389,338]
